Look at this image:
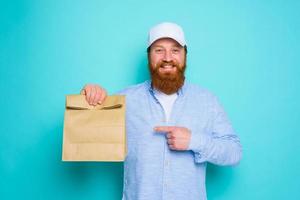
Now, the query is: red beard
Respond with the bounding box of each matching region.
[149,59,186,95]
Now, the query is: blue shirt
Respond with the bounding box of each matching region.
[118,80,242,200]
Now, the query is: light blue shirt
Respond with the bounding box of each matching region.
[118,80,242,200]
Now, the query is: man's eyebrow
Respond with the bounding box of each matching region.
[173,44,183,48]
[152,44,183,48]
[152,45,164,48]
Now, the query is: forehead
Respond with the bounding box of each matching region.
[151,38,183,48]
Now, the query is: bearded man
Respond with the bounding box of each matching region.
[80,22,242,200]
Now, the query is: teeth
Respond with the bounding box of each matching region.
[162,65,173,68]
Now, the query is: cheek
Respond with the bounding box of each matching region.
[172,56,181,64]
[150,57,162,67]
[176,55,186,65]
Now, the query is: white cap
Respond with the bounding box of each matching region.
[148,22,187,47]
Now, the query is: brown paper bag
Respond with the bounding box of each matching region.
[62,95,126,161]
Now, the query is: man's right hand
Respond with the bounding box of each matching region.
[80,84,107,106]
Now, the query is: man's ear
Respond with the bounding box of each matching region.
[184,46,188,54]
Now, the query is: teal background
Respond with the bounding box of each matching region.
[1,0,299,199]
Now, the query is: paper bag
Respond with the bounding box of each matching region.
[62,95,126,161]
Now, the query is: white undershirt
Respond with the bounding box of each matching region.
[153,89,178,122]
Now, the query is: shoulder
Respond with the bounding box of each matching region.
[184,82,225,113]
[116,81,149,96]
[184,82,217,100]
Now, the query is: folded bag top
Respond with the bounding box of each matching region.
[66,95,123,110]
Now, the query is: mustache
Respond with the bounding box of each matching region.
[157,60,178,68]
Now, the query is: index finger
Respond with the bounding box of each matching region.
[154,126,175,133]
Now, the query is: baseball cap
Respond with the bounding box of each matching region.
[148,22,187,47]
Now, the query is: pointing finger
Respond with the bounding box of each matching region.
[154,126,175,133]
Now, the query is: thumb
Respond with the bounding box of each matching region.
[80,89,86,95]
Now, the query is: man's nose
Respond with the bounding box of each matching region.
[163,50,173,62]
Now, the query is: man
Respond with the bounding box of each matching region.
[81,22,242,200]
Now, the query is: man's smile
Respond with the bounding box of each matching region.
[159,64,177,73]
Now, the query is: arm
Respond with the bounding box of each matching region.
[155,96,242,166]
[188,96,242,166]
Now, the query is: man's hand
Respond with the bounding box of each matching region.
[80,84,107,106]
[154,126,191,151]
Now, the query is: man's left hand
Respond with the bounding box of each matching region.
[154,126,191,151]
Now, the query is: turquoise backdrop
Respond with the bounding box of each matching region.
[1,0,299,199]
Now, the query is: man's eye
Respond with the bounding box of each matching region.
[155,49,163,53]
[172,49,180,53]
